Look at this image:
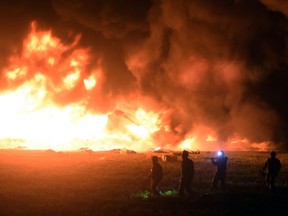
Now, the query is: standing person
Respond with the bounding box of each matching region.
[210,150,228,190]
[262,151,281,191]
[148,156,163,196]
[179,150,194,198]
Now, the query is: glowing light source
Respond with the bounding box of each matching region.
[179,137,196,150]
[154,146,161,151]
[217,150,223,157]
[84,74,97,90]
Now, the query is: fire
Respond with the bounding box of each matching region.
[84,74,97,90]
[0,22,163,151]
[0,22,270,152]
[179,137,197,150]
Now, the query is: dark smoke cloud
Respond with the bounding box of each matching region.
[51,0,154,102]
[123,0,288,149]
[0,1,58,67]
[53,0,152,38]
[260,0,288,17]
[1,0,288,150]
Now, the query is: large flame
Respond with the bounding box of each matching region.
[0,22,162,151]
[0,22,269,152]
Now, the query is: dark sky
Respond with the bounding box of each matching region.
[1,0,288,150]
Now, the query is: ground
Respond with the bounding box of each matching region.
[0,150,288,216]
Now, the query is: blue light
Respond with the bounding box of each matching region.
[217,151,223,157]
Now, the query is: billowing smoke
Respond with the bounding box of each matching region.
[260,0,288,16]
[1,0,288,150]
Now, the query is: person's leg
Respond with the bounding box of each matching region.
[151,180,157,196]
[266,174,271,188]
[270,176,275,191]
[185,177,193,194]
[212,173,219,189]
[178,178,185,197]
[220,175,226,191]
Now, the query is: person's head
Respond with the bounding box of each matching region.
[152,156,159,163]
[182,150,189,159]
[270,151,277,158]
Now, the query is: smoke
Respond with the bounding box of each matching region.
[123,0,288,149]
[1,0,288,150]
[260,0,288,17]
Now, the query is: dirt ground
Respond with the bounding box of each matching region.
[0,150,288,216]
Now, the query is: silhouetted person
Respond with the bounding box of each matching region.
[179,150,194,198]
[262,151,281,191]
[148,156,163,196]
[211,150,228,190]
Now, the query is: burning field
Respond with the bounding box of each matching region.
[1,0,288,215]
[0,150,288,216]
[1,0,288,152]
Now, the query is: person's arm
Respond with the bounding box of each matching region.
[211,158,217,166]
[148,168,152,180]
[262,159,268,171]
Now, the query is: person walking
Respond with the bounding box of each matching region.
[179,150,194,198]
[262,151,281,191]
[148,156,163,196]
[210,150,228,190]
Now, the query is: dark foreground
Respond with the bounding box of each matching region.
[0,150,288,216]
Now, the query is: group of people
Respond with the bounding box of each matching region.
[148,150,281,197]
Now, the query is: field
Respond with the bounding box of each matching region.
[0,150,288,216]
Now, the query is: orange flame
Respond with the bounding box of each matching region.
[0,22,269,152]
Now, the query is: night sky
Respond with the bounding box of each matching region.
[1,0,288,150]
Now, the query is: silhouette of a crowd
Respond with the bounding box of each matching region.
[148,150,282,198]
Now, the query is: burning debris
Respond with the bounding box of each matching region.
[120,148,137,154]
[79,147,94,154]
[161,153,178,162]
